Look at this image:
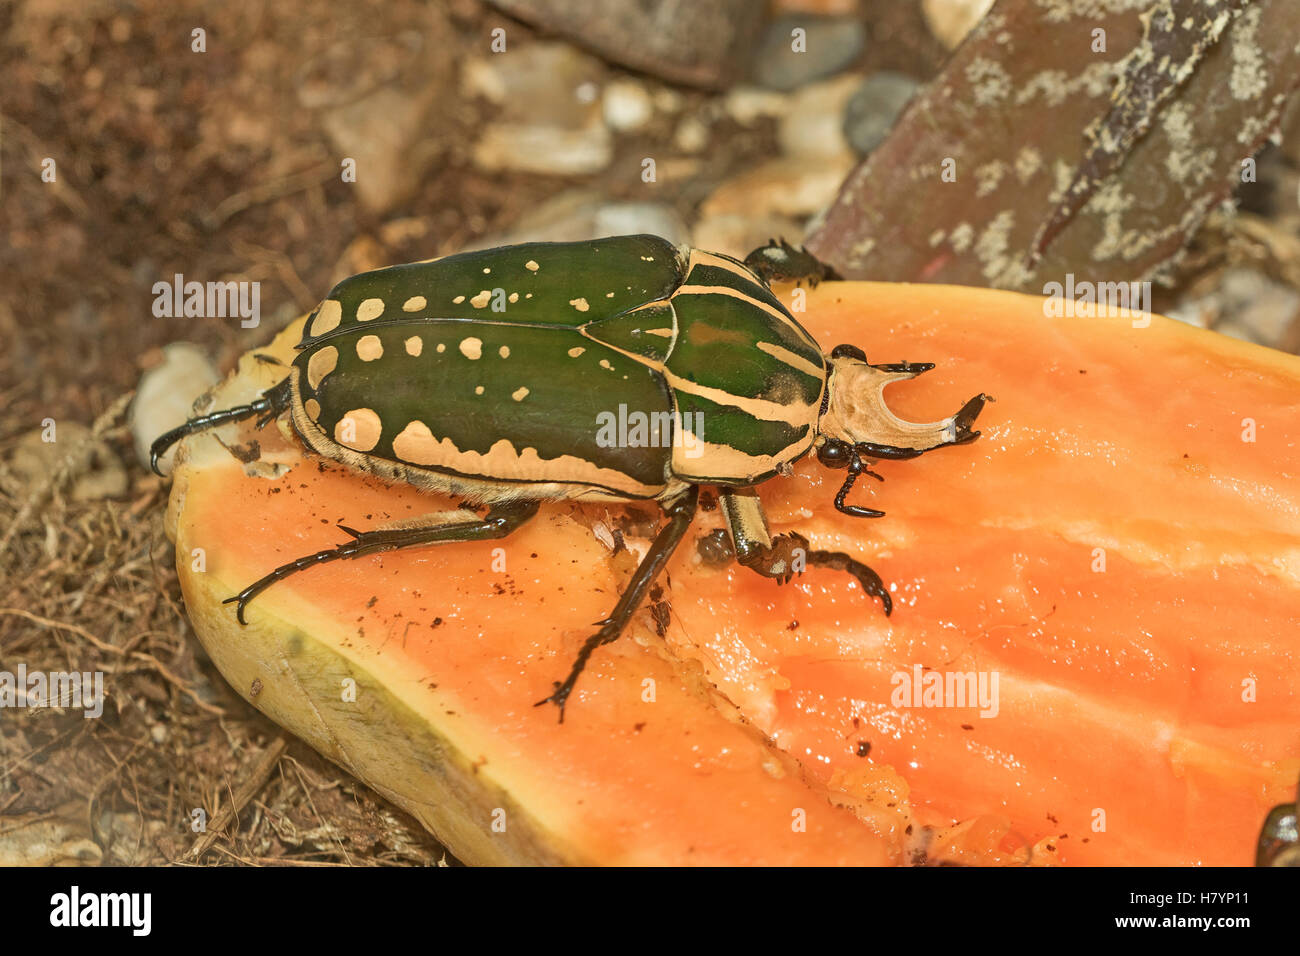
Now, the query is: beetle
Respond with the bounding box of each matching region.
[152,235,988,720]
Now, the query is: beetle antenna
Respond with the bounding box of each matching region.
[150,378,292,476]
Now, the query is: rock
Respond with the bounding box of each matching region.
[700,155,856,221]
[602,79,654,132]
[843,71,921,155]
[465,43,613,175]
[1212,269,1300,347]
[322,86,441,213]
[725,86,791,126]
[473,121,613,176]
[466,190,691,248]
[751,14,865,92]
[673,116,711,154]
[778,74,860,159]
[486,0,762,89]
[10,422,128,502]
[130,343,221,473]
[922,0,995,51]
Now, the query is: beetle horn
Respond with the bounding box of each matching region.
[820,353,988,456]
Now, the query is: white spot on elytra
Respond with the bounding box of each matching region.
[453,295,466,304]
[525,260,539,272]
[402,296,427,312]
[498,345,510,358]
[475,385,485,395]
[570,297,590,312]
[356,334,383,361]
[470,290,491,309]
[568,347,585,358]
[512,387,529,401]
[357,298,384,322]
[405,336,423,356]
[460,337,483,360]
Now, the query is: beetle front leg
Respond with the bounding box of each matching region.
[535,485,700,722]
[224,499,541,623]
[150,377,293,476]
[742,238,842,287]
[719,487,892,615]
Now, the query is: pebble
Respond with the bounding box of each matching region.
[922,0,996,50]
[465,43,613,176]
[467,191,690,248]
[751,14,866,92]
[602,79,654,132]
[10,422,128,502]
[843,72,920,155]
[130,343,221,473]
[778,74,860,159]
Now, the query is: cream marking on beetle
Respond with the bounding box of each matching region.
[508,292,519,303]
[570,297,590,312]
[568,346,586,358]
[498,345,510,358]
[474,386,485,395]
[672,428,811,485]
[525,293,533,299]
[470,290,491,309]
[525,260,540,272]
[681,249,813,344]
[304,398,321,420]
[645,328,674,338]
[512,386,529,401]
[460,337,483,360]
[483,267,491,274]
[664,369,816,427]
[388,421,661,495]
[402,296,427,312]
[599,359,613,370]
[437,343,447,353]
[405,335,423,356]
[307,346,339,390]
[453,295,466,304]
[756,340,823,379]
[311,299,343,336]
[606,292,615,298]
[289,368,673,504]
[357,298,385,322]
[336,407,382,452]
[356,334,384,362]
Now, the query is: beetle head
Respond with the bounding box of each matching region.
[819,344,986,455]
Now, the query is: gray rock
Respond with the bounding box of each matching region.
[751,15,865,92]
[843,72,920,155]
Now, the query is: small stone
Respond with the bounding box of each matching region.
[922,0,995,51]
[130,343,221,473]
[10,422,128,502]
[751,15,865,92]
[701,155,856,221]
[467,191,690,248]
[674,116,710,153]
[725,86,791,126]
[473,121,612,176]
[843,72,920,155]
[778,74,860,159]
[602,79,654,132]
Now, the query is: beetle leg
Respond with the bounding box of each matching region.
[833,452,887,519]
[742,237,842,287]
[222,500,540,624]
[150,378,292,476]
[535,485,700,722]
[720,488,892,615]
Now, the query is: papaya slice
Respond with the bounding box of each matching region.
[164,281,1300,866]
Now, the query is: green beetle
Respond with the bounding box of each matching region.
[152,235,987,719]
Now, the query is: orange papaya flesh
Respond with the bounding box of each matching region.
[166,281,1300,866]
